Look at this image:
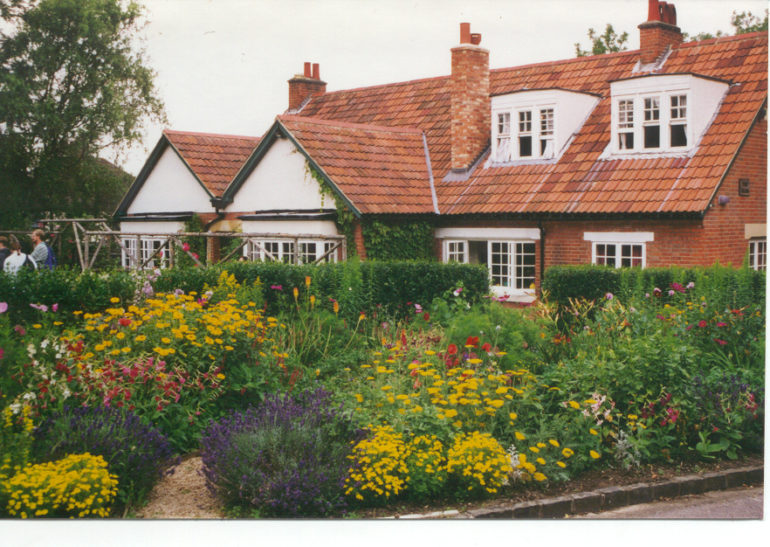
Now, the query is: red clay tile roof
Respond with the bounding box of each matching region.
[164,129,260,197]
[296,31,767,216]
[277,115,437,214]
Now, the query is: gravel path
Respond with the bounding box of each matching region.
[133,457,224,519]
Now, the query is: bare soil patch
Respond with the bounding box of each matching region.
[132,453,763,519]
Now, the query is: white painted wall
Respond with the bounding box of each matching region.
[119,221,185,234]
[127,147,214,214]
[239,220,340,237]
[227,137,327,213]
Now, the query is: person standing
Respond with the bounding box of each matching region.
[3,235,37,275]
[29,229,49,266]
[0,236,10,269]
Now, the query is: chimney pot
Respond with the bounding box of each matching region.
[666,4,677,25]
[460,22,471,44]
[312,63,320,80]
[470,33,482,45]
[647,0,661,21]
[303,62,311,77]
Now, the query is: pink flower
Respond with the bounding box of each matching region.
[0,348,4,360]
[51,303,58,312]
[29,303,48,312]
[716,322,727,327]
[182,242,190,252]
[605,292,613,300]
[0,302,7,314]
[713,338,728,346]
[698,320,707,328]
[13,325,25,336]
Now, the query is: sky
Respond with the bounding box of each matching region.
[112,0,769,175]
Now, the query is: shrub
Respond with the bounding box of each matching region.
[201,388,361,517]
[4,453,118,518]
[32,405,177,511]
[345,425,409,505]
[0,404,35,515]
[446,431,512,499]
[404,434,447,501]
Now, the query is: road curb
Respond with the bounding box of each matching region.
[396,465,763,519]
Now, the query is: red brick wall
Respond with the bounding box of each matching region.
[450,44,489,170]
[288,77,326,111]
[353,219,367,259]
[638,21,683,64]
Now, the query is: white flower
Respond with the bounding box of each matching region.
[40,339,50,349]
[22,392,35,401]
[27,344,36,357]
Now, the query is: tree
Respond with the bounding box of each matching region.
[731,9,768,34]
[0,0,165,226]
[575,24,629,57]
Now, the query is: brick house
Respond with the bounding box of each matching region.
[116,0,767,303]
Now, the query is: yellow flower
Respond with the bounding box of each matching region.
[305,276,311,288]
[333,301,339,315]
[216,373,226,380]
[561,447,574,458]
[536,457,546,466]
[590,450,601,459]
[548,439,560,447]
[589,428,598,436]
[568,401,580,409]
[310,295,316,307]
[556,461,566,468]
[110,297,120,304]
[293,287,299,299]
[528,446,539,453]
[533,472,547,482]
[515,431,526,441]
[509,412,518,421]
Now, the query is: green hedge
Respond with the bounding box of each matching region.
[154,259,489,319]
[0,268,137,323]
[0,260,489,323]
[542,264,765,310]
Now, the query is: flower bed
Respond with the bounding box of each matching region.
[0,265,764,517]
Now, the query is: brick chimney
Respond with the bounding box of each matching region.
[288,62,326,111]
[450,22,490,171]
[638,0,683,65]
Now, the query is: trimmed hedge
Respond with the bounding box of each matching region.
[0,268,137,323]
[156,259,490,319]
[1,260,489,323]
[542,264,765,310]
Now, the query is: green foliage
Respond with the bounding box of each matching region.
[732,9,768,34]
[361,219,434,261]
[0,0,165,224]
[575,23,628,57]
[306,162,358,255]
[0,267,137,323]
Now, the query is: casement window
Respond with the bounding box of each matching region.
[643,96,660,149]
[444,239,536,291]
[121,237,169,269]
[618,99,635,150]
[593,243,644,268]
[518,111,533,157]
[298,241,338,264]
[495,112,511,161]
[749,238,766,271]
[669,94,687,147]
[245,239,337,264]
[539,108,554,158]
[585,232,653,268]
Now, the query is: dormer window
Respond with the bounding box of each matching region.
[540,108,554,157]
[608,74,729,156]
[643,97,660,149]
[490,88,600,165]
[518,111,533,157]
[670,94,687,147]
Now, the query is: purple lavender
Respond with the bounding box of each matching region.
[200,388,362,517]
[32,405,178,511]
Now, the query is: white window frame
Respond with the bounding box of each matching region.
[612,92,693,154]
[539,108,555,158]
[584,232,654,268]
[491,104,557,162]
[642,96,661,150]
[669,94,688,148]
[244,239,338,264]
[442,237,537,299]
[495,112,511,162]
[298,240,338,264]
[121,236,169,269]
[618,99,635,150]
[749,238,766,271]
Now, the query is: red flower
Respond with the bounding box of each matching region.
[713,338,728,346]
[118,317,131,327]
[481,342,492,352]
[697,320,707,328]
[447,344,458,355]
[182,242,190,252]
[465,336,479,347]
[423,312,430,321]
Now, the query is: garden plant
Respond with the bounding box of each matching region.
[0,262,764,517]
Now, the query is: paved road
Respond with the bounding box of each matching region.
[574,485,763,519]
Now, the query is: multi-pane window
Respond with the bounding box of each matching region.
[594,243,645,268]
[749,238,766,271]
[121,237,168,269]
[643,96,660,149]
[518,111,532,157]
[669,94,687,147]
[446,240,467,263]
[496,112,511,161]
[618,99,635,150]
[539,108,554,157]
[246,239,337,264]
